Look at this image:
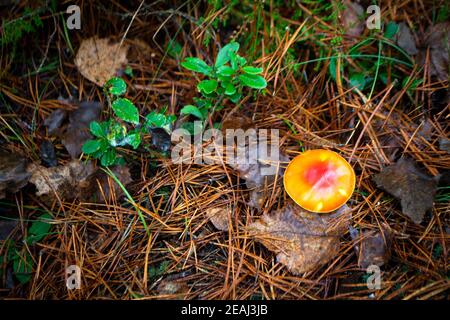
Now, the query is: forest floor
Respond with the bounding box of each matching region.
[0,0,449,299]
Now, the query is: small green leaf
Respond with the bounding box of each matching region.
[146,112,166,127]
[242,66,263,74]
[229,92,242,103]
[402,77,423,94]
[82,139,102,154]
[90,121,104,138]
[224,82,236,95]
[384,22,399,39]
[125,132,141,149]
[145,111,176,132]
[112,98,139,124]
[217,74,232,82]
[349,73,366,91]
[148,261,170,278]
[124,65,134,77]
[12,250,32,284]
[230,52,238,70]
[217,65,234,76]
[101,148,117,166]
[181,57,212,76]
[167,39,183,59]
[105,77,127,95]
[26,213,52,245]
[194,98,212,109]
[115,157,126,166]
[197,79,218,94]
[239,73,267,89]
[379,73,388,85]
[106,122,128,147]
[215,42,240,68]
[237,55,247,66]
[180,105,204,119]
[181,121,204,135]
[329,57,337,81]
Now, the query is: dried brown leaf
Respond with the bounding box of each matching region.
[74,37,129,86]
[349,225,392,268]
[27,160,132,202]
[418,22,450,81]
[44,109,67,136]
[45,101,102,159]
[250,203,351,274]
[373,158,438,224]
[27,160,95,199]
[62,101,102,159]
[206,207,231,231]
[0,151,31,199]
[340,1,365,38]
[394,22,418,56]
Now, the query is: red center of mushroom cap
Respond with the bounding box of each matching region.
[283,149,356,213]
[304,162,336,189]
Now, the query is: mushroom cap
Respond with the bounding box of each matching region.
[283,149,355,213]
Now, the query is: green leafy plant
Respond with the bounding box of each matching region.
[82,77,176,166]
[148,260,170,279]
[0,213,53,285]
[1,7,43,47]
[180,41,267,128]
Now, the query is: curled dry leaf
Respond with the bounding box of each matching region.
[62,101,102,159]
[206,207,232,231]
[75,37,129,86]
[340,1,365,38]
[250,202,351,274]
[373,157,438,224]
[418,22,450,81]
[44,109,67,136]
[45,101,102,159]
[27,160,95,199]
[27,160,132,202]
[0,151,31,199]
[349,224,393,268]
[394,22,418,56]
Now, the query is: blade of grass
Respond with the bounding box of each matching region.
[102,167,151,237]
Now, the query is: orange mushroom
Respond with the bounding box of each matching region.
[283,149,355,213]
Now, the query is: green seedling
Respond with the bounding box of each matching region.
[82,77,176,166]
[180,41,267,130]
